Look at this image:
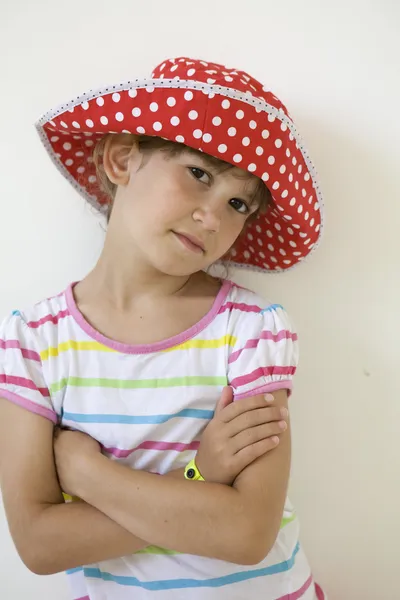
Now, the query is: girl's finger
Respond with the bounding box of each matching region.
[225,406,286,437]
[232,421,287,453]
[214,386,234,415]
[233,437,281,473]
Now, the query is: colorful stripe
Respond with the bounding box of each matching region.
[63,408,214,424]
[27,309,70,329]
[66,567,84,575]
[260,304,284,314]
[40,340,115,360]
[0,374,50,397]
[83,542,300,590]
[218,301,262,315]
[276,574,313,600]
[230,366,296,389]
[164,335,237,353]
[0,339,41,362]
[228,330,298,364]
[103,440,200,458]
[50,375,227,394]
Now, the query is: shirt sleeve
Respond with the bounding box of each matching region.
[227,304,299,400]
[0,311,57,423]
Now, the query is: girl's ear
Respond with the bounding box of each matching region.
[102,134,142,186]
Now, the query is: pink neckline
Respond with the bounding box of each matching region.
[65,279,233,355]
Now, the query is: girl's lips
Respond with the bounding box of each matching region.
[173,231,205,254]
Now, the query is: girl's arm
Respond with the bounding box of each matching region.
[59,390,291,566]
[0,399,151,574]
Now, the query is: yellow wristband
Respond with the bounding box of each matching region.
[184,458,205,481]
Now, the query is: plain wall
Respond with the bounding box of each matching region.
[1,1,399,598]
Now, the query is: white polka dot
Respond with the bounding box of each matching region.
[286,149,291,157]
[262,172,270,181]
[278,235,284,243]
[208,92,215,99]
[222,99,230,109]
[292,157,297,165]
[267,230,273,238]
[279,249,286,256]
[137,126,145,134]
[189,110,198,120]
[249,120,257,129]
[268,155,275,165]
[289,173,294,182]
[170,116,180,126]
[262,129,270,139]
[112,93,120,103]
[83,132,93,137]
[77,166,85,174]
[295,182,299,190]
[255,146,263,156]
[146,86,154,93]
[171,64,178,72]
[298,165,303,173]
[231,248,237,257]
[202,133,212,143]
[184,91,194,101]
[85,140,94,147]
[279,165,286,174]
[268,114,276,122]
[256,225,262,233]
[304,212,309,220]
[176,135,185,143]
[270,256,278,263]
[116,112,124,122]
[310,218,315,227]
[72,121,81,129]
[314,202,320,211]
[289,132,294,141]
[128,89,138,98]
[153,122,162,131]
[247,233,253,241]
[268,244,274,251]
[212,116,222,127]
[167,97,176,107]
[303,238,310,245]
[281,190,289,198]
[315,224,320,233]
[150,102,158,112]
[236,110,244,120]
[63,142,72,151]
[187,69,196,77]
[81,102,89,110]
[281,123,288,132]
[289,241,297,248]
[49,120,56,127]
[218,144,227,153]
[65,159,73,166]
[193,129,202,139]
[96,97,105,107]
[309,195,314,204]
[51,136,59,142]
[207,78,216,84]
[233,154,243,163]
[297,205,303,214]
[228,127,236,136]
[275,139,283,148]
[248,163,257,172]
[290,198,296,206]
[60,121,68,128]
[272,181,280,190]
[302,189,307,198]
[75,151,84,157]
[73,136,81,140]
[100,116,108,125]
[86,119,94,128]
[259,252,265,259]
[225,75,233,82]
[242,137,250,146]
[132,107,141,117]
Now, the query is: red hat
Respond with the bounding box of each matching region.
[35,56,323,272]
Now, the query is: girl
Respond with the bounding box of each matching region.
[0,56,325,599]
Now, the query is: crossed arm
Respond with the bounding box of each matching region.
[0,390,290,574]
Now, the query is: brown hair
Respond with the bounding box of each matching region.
[92,134,272,227]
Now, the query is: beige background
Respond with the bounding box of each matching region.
[1,0,399,598]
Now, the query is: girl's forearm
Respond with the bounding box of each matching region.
[75,454,257,564]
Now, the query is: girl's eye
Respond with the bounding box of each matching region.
[189,167,210,184]
[229,198,250,215]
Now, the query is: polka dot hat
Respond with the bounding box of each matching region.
[35,56,323,272]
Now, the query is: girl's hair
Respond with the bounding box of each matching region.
[92,134,272,227]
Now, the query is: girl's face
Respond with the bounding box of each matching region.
[107,141,260,276]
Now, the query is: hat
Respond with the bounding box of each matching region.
[35,56,323,272]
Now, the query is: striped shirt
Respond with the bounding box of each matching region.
[0,280,325,600]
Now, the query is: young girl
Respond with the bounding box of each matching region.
[0,56,325,599]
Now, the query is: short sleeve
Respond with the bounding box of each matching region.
[227,304,299,400]
[0,311,57,423]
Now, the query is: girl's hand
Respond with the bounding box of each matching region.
[195,387,288,485]
[53,428,101,496]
